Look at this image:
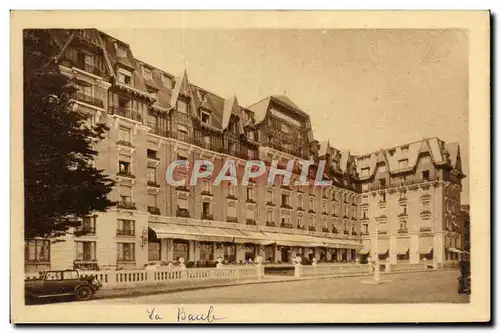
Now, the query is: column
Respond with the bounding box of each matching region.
[314,247,320,260]
[166,239,174,262]
[336,249,341,261]
[326,249,332,261]
[161,239,168,262]
[236,244,246,263]
[346,249,351,261]
[188,240,196,262]
[273,244,280,262]
[433,233,444,268]
[410,234,419,264]
[389,236,398,265]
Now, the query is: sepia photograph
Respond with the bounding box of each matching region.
[10,10,490,323]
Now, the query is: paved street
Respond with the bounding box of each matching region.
[91,269,468,304]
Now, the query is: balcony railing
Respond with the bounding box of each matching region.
[117,201,136,210]
[378,231,388,235]
[308,226,316,231]
[281,204,292,209]
[226,194,238,200]
[266,221,276,227]
[147,123,169,138]
[147,152,160,161]
[201,190,213,196]
[74,226,95,236]
[308,209,315,214]
[297,207,305,211]
[147,206,161,215]
[117,140,135,149]
[322,227,329,233]
[398,213,408,218]
[361,232,369,236]
[366,175,438,192]
[116,229,135,236]
[74,92,104,108]
[397,228,409,234]
[420,210,431,219]
[226,217,238,223]
[246,199,256,204]
[147,181,160,188]
[246,219,256,225]
[109,106,142,123]
[420,227,432,233]
[332,228,339,234]
[117,171,136,179]
[75,62,103,77]
[280,223,293,229]
[352,231,358,236]
[175,186,190,192]
[297,225,305,230]
[343,230,349,235]
[176,209,190,218]
[202,214,214,220]
[266,201,275,207]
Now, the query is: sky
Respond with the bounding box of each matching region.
[104,28,469,204]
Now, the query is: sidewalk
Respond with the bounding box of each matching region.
[94,268,452,301]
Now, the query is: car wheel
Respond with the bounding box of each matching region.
[75,286,93,301]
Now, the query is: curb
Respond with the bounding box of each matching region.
[93,268,452,301]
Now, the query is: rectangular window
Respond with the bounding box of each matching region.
[381,192,386,202]
[143,66,152,80]
[361,167,370,177]
[75,241,96,261]
[77,84,92,97]
[227,202,236,218]
[322,200,328,213]
[117,243,135,262]
[201,111,210,124]
[267,189,273,203]
[118,68,132,85]
[247,187,255,201]
[119,185,132,202]
[422,170,430,181]
[297,216,303,227]
[147,149,158,159]
[118,156,131,174]
[79,216,96,234]
[117,219,135,236]
[147,167,156,183]
[401,145,409,153]
[297,195,303,209]
[281,122,291,134]
[267,210,273,222]
[148,241,161,261]
[246,207,255,220]
[228,184,236,197]
[398,159,409,168]
[147,194,157,208]
[309,216,315,227]
[282,193,290,207]
[116,44,127,58]
[309,198,315,211]
[118,127,131,143]
[201,180,211,193]
[202,202,211,215]
[25,240,50,262]
[378,165,387,173]
[247,130,255,141]
[177,197,188,210]
[162,74,173,89]
[177,100,188,114]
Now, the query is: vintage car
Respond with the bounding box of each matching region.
[25,269,102,302]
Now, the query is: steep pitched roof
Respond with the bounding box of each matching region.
[446,142,460,168]
[318,140,330,157]
[355,137,450,178]
[272,95,303,112]
[247,96,272,125]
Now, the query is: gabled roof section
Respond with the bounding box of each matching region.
[222,95,242,130]
[170,70,191,107]
[446,142,460,169]
[272,95,303,113]
[355,138,453,178]
[340,150,351,172]
[318,140,330,157]
[247,97,272,125]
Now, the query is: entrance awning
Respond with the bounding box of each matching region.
[321,238,363,249]
[238,230,275,245]
[448,247,464,254]
[397,246,409,255]
[149,223,234,243]
[359,248,370,255]
[149,223,275,245]
[419,245,433,254]
[262,232,324,247]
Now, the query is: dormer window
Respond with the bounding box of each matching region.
[118,68,132,85]
[177,99,188,114]
[247,130,255,141]
[161,74,174,89]
[398,159,409,168]
[361,167,370,177]
[281,122,291,134]
[401,145,409,153]
[143,66,152,80]
[116,44,127,58]
[197,90,207,102]
[201,110,210,124]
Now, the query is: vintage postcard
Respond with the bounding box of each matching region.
[10,10,490,323]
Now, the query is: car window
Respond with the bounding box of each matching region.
[62,271,79,280]
[45,272,62,281]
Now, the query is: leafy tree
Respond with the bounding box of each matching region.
[24,29,115,239]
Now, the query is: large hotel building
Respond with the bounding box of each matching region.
[24,29,467,272]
